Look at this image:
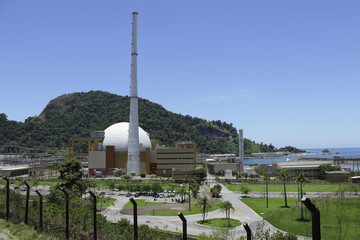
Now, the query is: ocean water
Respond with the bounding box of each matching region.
[244,148,360,170]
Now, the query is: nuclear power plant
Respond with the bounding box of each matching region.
[68,12,197,179]
[67,12,246,178]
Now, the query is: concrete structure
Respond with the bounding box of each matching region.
[325,171,350,182]
[224,169,232,178]
[351,176,360,183]
[127,12,141,176]
[203,153,241,175]
[87,123,151,176]
[239,129,244,172]
[68,136,103,158]
[0,166,31,177]
[155,141,197,179]
[76,127,197,178]
[205,160,240,175]
[271,160,336,179]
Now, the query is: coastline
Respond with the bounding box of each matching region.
[245,151,339,159]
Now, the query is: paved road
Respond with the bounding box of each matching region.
[101,185,311,239]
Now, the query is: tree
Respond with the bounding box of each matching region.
[59,159,83,188]
[239,185,250,196]
[177,185,187,202]
[108,183,115,194]
[195,168,207,180]
[151,183,162,194]
[190,180,200,199]
[58,158,92,196]
[142,184,151,193]
[279,169,290,207]
[50,161,60,177]
[322,149,330,153]
[210,184,222,198]
[122,174,132,182]
[116,184,126,192]
[196,196,212,222]
[220,201,234,227]
[294,172,309,221]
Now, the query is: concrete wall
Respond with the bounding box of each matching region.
[88,151,106,169]
[213,163,239,173]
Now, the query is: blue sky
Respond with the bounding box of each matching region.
[1,0,359,149]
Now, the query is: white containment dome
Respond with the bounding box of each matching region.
[102,122,151,151]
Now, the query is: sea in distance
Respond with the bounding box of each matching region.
[244,147,360,171]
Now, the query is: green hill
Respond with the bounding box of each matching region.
[0,91,239,154]
[0,91,303,155]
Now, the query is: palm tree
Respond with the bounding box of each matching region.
[294,172,309,220]
[220,201,235,227]
[177,185,187,203]
[279,169,290,207]
[196,196,212,222]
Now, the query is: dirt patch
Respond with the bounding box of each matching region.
[120,202,196,215]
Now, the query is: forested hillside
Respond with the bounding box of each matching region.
[0,91,302,155]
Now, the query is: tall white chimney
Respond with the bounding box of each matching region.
[127,12,140,176]
[239,129,244,172]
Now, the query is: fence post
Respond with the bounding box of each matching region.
[243,223,252,239]
[129,198,138,240]
[89,191,97,240]
[178,212,187,240]
[23,181,31,224]
[62,189,69,240]
[3,177,9,220]
[302,197,320,240]
[35,190,43,231]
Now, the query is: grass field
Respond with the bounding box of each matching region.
[196,218,242,228]
[241,197,360,240]
[123,199,167,208]
[147,199,222,216]
[226,183,360,193]
[97,197,117,208]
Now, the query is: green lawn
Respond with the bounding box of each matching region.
[123,199,167,208]
[147,199,222,216]
[97,197,117,208]
[241,197,360,240]
[196,218,242,228]
[226,184,360,193]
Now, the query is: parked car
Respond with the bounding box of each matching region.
[126,192,131,197]
[134,193,141,197]
[159,193,164,198]
[99,191,105,196]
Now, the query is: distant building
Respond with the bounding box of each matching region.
[0,166,31,177]
[271,160,338,179]
[204,153,241,175]
[156,141,196,179]
[325,171,350,182]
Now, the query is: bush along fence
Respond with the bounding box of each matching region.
[0,180,186,240]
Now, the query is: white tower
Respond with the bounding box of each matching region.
[127,12,141,176]
[239,129,244,172]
